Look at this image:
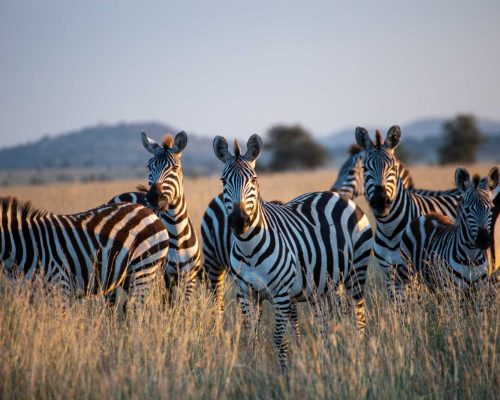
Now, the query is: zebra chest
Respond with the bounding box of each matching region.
[230,252,297,298]
[373,233,404,267]
[231,259,272,291]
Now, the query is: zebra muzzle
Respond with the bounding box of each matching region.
[370,186,390,215]
[229,204,250,235]
[475,228,491,250]
[146,184,168,210]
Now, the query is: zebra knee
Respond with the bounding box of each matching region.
[290,303,300,338]
[354,298,366,333]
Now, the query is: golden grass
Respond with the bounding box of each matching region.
[0,165,499,399]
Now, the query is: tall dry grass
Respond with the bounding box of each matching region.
[0,165,499,399]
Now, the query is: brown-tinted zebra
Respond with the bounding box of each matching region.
[0,197,169,304]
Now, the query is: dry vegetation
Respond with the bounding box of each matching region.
[0,165,499,399]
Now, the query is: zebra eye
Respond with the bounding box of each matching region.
[220,177,226,184]
[251,176,258,183]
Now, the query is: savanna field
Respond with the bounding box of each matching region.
[1,165,499,399]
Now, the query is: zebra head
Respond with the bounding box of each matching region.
[331,144,365,199]
[213,134,263,235]
[455,166,499,250]
[356,125,401,217]
[141,130,188,210]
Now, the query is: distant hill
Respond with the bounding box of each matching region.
[0,122,218,175]
[319,117,500,165]
[1,116,499,184]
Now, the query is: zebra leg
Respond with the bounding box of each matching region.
[124,259,163,309]
[353,297,366,334]
[181,267,199,303]
[247,294,264,346]
[210,267,227,314]
[344,266,367,334]
[256,294,264,325]
[290,301,300,339]
[163,272,177,304]
[272,294,292,374]
[236,288,253,331]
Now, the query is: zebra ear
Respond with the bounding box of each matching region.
[213,136,231,163]
[455,167,470,192]
[172,131,188,154]
[245,134,263,162]
[355,127,373,151]
[384,125,401,150]
[487,166,499,191]
[141,131,162,154]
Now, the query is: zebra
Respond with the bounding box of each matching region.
[400,167,498,291]
[109,131,201,300]
[330,143,460,200]
[355,126,462,299]
[201,194,283,312]
[213,134,373,373]
[0,196,169,305]
[489,183,500,274]
[201,139,454,313]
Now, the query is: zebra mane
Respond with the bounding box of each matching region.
[0,196,50,219]
[398,162,415,189]
[162,134,174,149]
[472,174,481,188]
[348,144,362,156]
[426,212,454,226]
[234,140,241,158]
[136,184,149,193]
[375,130,383,147]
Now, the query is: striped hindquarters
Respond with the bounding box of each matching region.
[108,189,201,300]
[0,197,169,301]
[200,194,231,308]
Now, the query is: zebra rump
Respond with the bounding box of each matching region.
[0,196,169,302]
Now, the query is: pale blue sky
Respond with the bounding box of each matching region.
[0,0,499,147]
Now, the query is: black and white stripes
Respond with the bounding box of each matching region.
[356,126,462,298]
[401,167,498,289]
[109,131,201,300]
[330,143,459,201]
[0,197,169,303]
[213,134,373,373]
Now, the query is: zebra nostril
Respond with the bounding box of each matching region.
[146,184,164,208]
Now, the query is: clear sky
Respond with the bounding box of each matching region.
[0,0,499,147]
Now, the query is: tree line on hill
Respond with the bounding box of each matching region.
[264,113,486,171]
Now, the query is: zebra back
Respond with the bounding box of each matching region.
[0,196,169,300]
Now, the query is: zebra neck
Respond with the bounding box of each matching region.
[375,179,414,236]
[163,194,194,239]
[455,214,482,262]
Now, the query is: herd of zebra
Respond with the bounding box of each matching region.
[1,126,499,373]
